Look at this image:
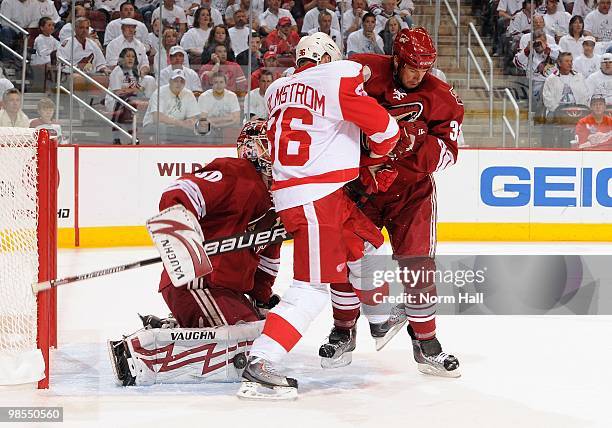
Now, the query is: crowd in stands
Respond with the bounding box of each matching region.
[0,0,608,147]
[0,0,419,144]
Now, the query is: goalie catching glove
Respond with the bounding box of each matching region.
[146,205,213,287]
[391,120,428,159]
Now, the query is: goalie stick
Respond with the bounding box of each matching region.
[31,224,289,294]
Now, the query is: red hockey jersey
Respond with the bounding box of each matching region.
[352,54,464,189]
[158,157,279,304]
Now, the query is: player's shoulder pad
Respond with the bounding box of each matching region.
[422,74,464,106]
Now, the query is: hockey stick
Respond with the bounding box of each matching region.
[32,224,289,294]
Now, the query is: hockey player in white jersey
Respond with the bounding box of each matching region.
[237,32,400,400]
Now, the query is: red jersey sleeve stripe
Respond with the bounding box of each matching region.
[271,167,359,190]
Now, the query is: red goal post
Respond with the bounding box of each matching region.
[0,128,57,389]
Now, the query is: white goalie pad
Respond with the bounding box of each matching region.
[146,205,213,287]
[124,321,264,385]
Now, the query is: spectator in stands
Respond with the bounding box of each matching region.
[142,69,200,143]
[0,89,29,127]
[397,0,415,28]
[586,53,612,103]
[152,0,188,38]
[0,68,14,107]
[506,1,534,64]
[31,17,60,66]
[575,93,612,147]
[183,1,202,29]
[495,0,523,56]
[28,0,61,29]
[250,50,282,88]
[104,2,150,48]
[584,0,611,42]
[229,9,252,55]
[244,69,273,119]
[346,13,384,57]
[29,97,58,128]
[572,0,597,18]
[160,46,203,94]
[107,47,155,144]
[135,0,159,27]
[201,25,236,64]
[543,52,590,112]
[226,0,262,29]
[342,0,367,39]
[373,0,407,34]
[302,0,340,34]
[58,17,109,75]
[106,19,151,77]
[518,15,557,55]
[180,7,214,61]
[59,5,88,42]
[559,15,586,59]
[147,18,161,56]
[95,0,121,23]
[514,29,561,117]
[153,28,190,74]
[237,31,263,71]
[259,0,297,35]
[575,36,601,77]
[543,0,571,42]
[198,71,241,139]
[307,10,343,53]
[0,0,30,61]
[264,16,300,55]
[199,44,247,94]
[199,0,224,26]
[379,16,401,55]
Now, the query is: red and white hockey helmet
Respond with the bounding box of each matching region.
[237,119,272,177]
[393,27,437,70]
[295,32,342,66]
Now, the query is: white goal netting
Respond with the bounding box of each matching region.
[0,128,46,385]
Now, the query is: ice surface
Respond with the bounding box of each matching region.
[1,243,611,428]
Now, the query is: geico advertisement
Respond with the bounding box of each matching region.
[77,147,236,227]
[435,150,612,224]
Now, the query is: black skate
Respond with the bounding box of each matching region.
[319,326,356,369]
[369,304,409,351]
[408,325,461,378]
[237,357,298,400]
[107,339,136,386]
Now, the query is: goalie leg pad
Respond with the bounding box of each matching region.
[119,322,264,386]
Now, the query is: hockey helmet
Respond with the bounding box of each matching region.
[295,32,342,66]
[393,27,437,71]
[237,119,272,177]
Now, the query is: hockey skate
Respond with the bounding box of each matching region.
[319,326,356,369]
[107,339,136,386]
[237,357,298,400]
[408,325,460,378]
[369,303,409,351]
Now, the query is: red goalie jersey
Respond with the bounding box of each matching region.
[158,157,279,305]
[352,53,464,190]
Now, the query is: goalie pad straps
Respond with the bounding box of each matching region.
[124,322,264,385]
[147,205,213,287]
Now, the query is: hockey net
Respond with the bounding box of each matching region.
[0,128,57,388]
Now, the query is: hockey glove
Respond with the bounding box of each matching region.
[392,120,428,159]
[359,165,399,194]
[255,294,281,319]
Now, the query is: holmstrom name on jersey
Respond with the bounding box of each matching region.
[267,82,326,116]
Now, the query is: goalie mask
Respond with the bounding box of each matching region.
[237,119,272,179]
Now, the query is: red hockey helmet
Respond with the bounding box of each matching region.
[237,119,272,177]
[393,27,437,70]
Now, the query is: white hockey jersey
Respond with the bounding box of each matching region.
[265,60,399,211]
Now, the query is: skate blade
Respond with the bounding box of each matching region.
[236,381,298,401]
[320,351,352,369]
[417,363,461,378]
[106,340,123,386]
[374,317,409,351]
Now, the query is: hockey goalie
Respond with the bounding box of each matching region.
[108,120,282,386]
